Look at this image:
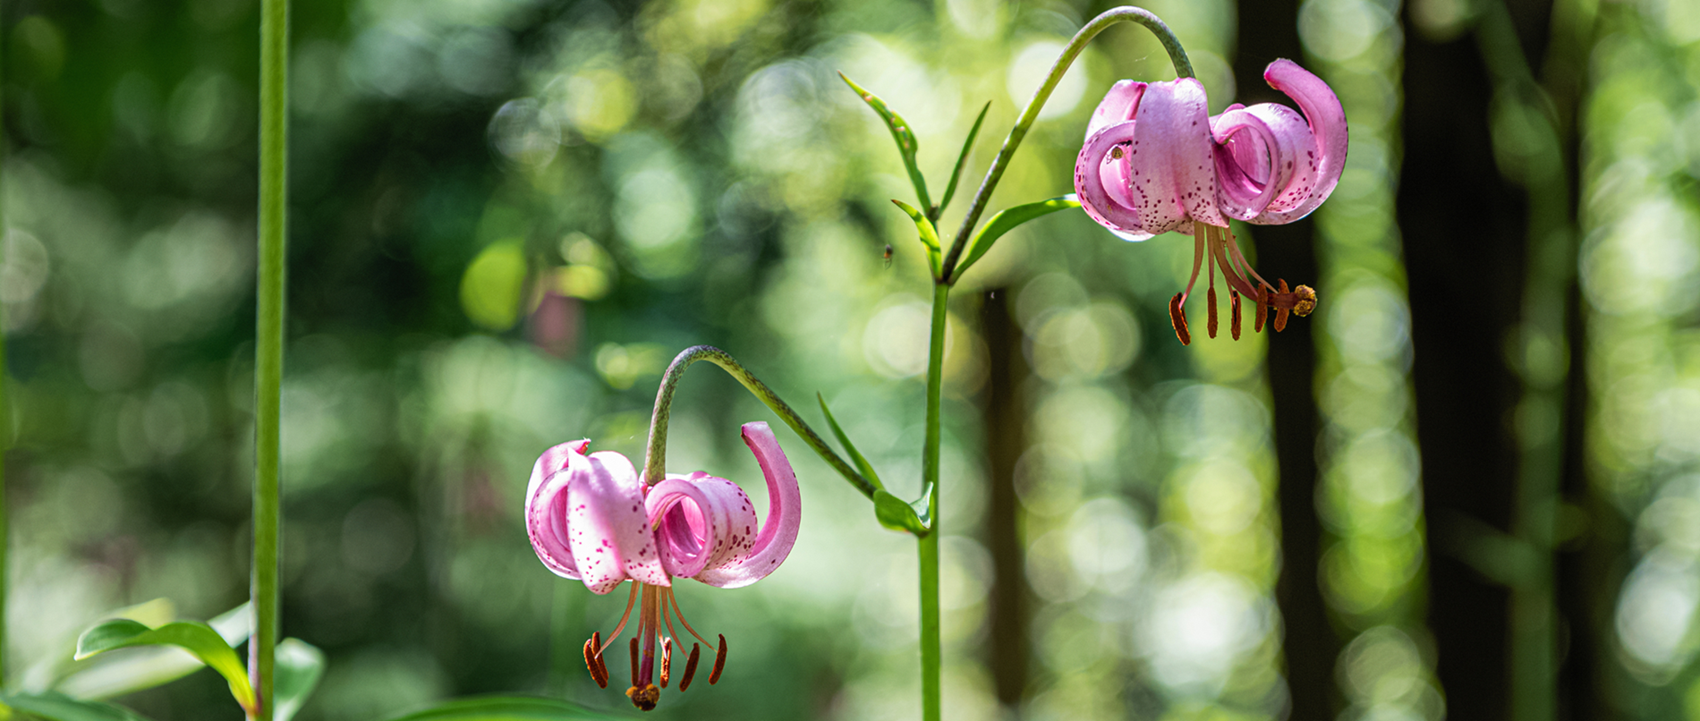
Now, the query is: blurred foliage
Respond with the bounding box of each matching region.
[2,0,1698,720]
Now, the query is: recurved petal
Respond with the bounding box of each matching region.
[1125,78,1225,232]
[1084,80,1146,142]
[1209,107,1288,221]
[564,450,668,593]
[1254,59,1348,223]
[526,440,591,580]
[647,472,758,580]
[1075,121,1156,240]
[693,422,802,589]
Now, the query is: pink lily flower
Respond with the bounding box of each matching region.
[1073,58,1345,344]
[524,421,802,711]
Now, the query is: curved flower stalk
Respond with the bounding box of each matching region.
[1074,58,1347,343]
[524,422,801,711]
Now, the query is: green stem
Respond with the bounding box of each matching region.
[642,345,874,497]
[918,282,948,721]
[0,7,9,684]
[939,6,1191,283]
[252,0,289,718]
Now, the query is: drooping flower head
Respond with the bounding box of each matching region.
[1074,59,1347,343]
[525,422,801,710]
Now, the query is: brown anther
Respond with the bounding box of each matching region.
[709,634,728,685]
[1255,285,1269,333]
[584,634,609,688]
[625,683,660,712]
[1169,293,1192,345]
[680,643,701,691]
[659,638,673,689]
[1207,286,1218,339]
[1274,280,1291,332]
[628,637,640,688]
[1230,289,1242,341]
[1291,284,1317,317]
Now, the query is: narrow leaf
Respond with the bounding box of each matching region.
[936,102,991,218]
[0,691,153,721]
[73,620,254,715]
[274,638,326,721]
[873,490,926,535]
[840,72,932,212]
[955,195,1081,279]
[376,695,625,721]
[890,199,943,280]
[816,393,885,492]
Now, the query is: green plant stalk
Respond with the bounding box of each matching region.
[939,6,1191,283]
[0,7,8,684]
[918,283,948,721]
[642,345,875,496]
[253,0,289,718]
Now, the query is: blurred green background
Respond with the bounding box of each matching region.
[2,0,1697,719]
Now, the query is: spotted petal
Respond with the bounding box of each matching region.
[525,441,669,594]
[1244,59,1348,224]
[690,422,802,589]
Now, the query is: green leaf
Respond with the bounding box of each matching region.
[890,199,943,280]
[816,393,885,493]
[0,691,153,721]
[74,620,254,715]
[874,489,928,535]
[839,72,932,213]
[55,602,252,701]
[955,195,1082,280]
[376,695,626,721]
[274,638,326,721]
[936,102,991,218]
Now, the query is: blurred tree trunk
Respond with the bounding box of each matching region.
[1232,1,1336,718]
[980,288,1029,707]
[1400,1,1549,717]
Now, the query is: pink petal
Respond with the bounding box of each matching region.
[1252,59,1348,224]
[563,450,668,593]
[646,471,758,580]
[525,440,591,580]
[693,422,802,589]
[1084,80,1145,142]
[1209,107,1287,220]
[1125,78,1223,233]
[1075,121,1155,240]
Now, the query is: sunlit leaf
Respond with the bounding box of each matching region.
[839,72,932,213]
[816,393,885,493]
[890,199,943,280]
[874,489,927,535]
[74,620,254,715]
[274,638,326,721]
[376,696,626,721]
[936,102,991,218]
[0,691,152,721]
[954,195,1081,280]
[56,602,252,701]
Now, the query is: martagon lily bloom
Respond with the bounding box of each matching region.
[525,422,801,711]
[1074,58,1347,344]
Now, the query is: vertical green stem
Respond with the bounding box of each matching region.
[252,0,289,718]
[0,8,8,681]
[918,283,948,721]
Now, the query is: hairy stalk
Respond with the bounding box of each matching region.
[918,283,949,721]
[940,6,1192,282]
[251,0,289,718]
[642,345,873,497]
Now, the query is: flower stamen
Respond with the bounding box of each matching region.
[680,643,701,691]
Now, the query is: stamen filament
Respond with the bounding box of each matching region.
[665,587,717,649]
[595,581,642,657]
